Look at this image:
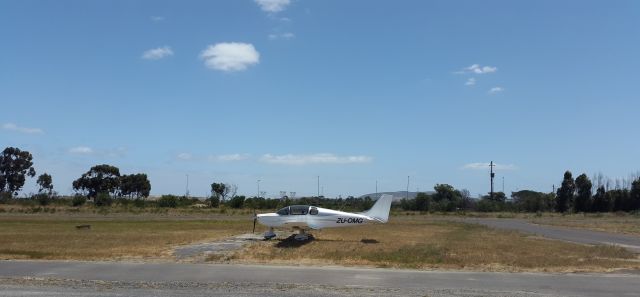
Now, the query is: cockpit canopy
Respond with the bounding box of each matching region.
[276,205,318,215]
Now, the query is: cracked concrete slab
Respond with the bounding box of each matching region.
[173,233,264,262]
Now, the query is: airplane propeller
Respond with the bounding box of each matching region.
[252,209,257,233]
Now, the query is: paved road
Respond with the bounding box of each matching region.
[461,218,640,252]
[1,261,639,297]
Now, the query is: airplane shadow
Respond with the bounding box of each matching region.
[275,234,315,248]
[273,235,380,248]
[360,238,379,244]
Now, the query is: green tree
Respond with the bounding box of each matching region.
[432,184,457,202]
[555,171,575,213]
[207,196,220,208]
[157,195,178,208]
[399,198,415,211]
[0,147,36,195]
[432,184,462,211]
[511,190,554,212]
[414,192,431,211]
[72,164,121,198]
[591,186,610,212]
[227,195,246,209]
[36,173,53,195]
[211,182,226,202]
[94,192,113,207]
[574,174,592,212]
[490,191,507,202]
[610,189,631,211]
[119,173,151,199]
[631,179,640,211]
[478,192,508,212]
[459,189,473,210]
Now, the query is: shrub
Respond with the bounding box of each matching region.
[133,198,146,208]
[115,197,130,206]
[227,195,246,209]
[72,195,87,207]
[177,196,196,207]
[94,192,113,207]
[0,192,11,204]
[158,195,178,208]
[33,193,51,206]
[207,196,220,208]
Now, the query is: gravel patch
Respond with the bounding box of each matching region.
[0,277,563,297]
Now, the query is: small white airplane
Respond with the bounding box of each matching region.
[253,194,393,240]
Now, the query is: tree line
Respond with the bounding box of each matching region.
[2,146,639,213]
[396,171,640,213]
[0,147,150,206]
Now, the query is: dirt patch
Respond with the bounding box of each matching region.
[174,233,264,262]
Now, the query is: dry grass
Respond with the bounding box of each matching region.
[528,213,640,236]
[0,217,248,261]
[0,204,256,219]
[234,216,640,272]
[3,212,640,273]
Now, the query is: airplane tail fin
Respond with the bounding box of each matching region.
[362,194,393,223]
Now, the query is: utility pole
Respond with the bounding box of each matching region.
[375,180,378,196]
[257,179,260,198]
[406,176,410,200]
[185,174,189,198]
[317,176,320,197]
[490,161,495,200]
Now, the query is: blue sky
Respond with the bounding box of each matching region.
[2,0,639,198]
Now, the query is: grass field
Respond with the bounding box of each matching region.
[0,216,248,261]
[527,213,640,236]
[233,216,640,272]
[1,211,639,272]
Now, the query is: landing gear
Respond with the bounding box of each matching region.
[294,229,310,241]
[263,228,276,240]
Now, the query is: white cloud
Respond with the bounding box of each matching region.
[255,0,291,12]
[268,32,295,40]
[106,147,127,158]
[465,78,476,86]
[177,153,192,160]
[69,146,93,154]
[260,153,373,165]
[209,154,250,162]
[200,42,260,72]
[462,162,517,170]
[489,87,504,94]
[457,64,497,74]
[150,16,165,22]
[2,123,43,134]
[142,46,173,60]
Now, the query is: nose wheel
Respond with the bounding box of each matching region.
[263,228,276,240]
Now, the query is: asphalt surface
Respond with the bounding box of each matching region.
[1,261,639,297]
[462,218,640,252]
